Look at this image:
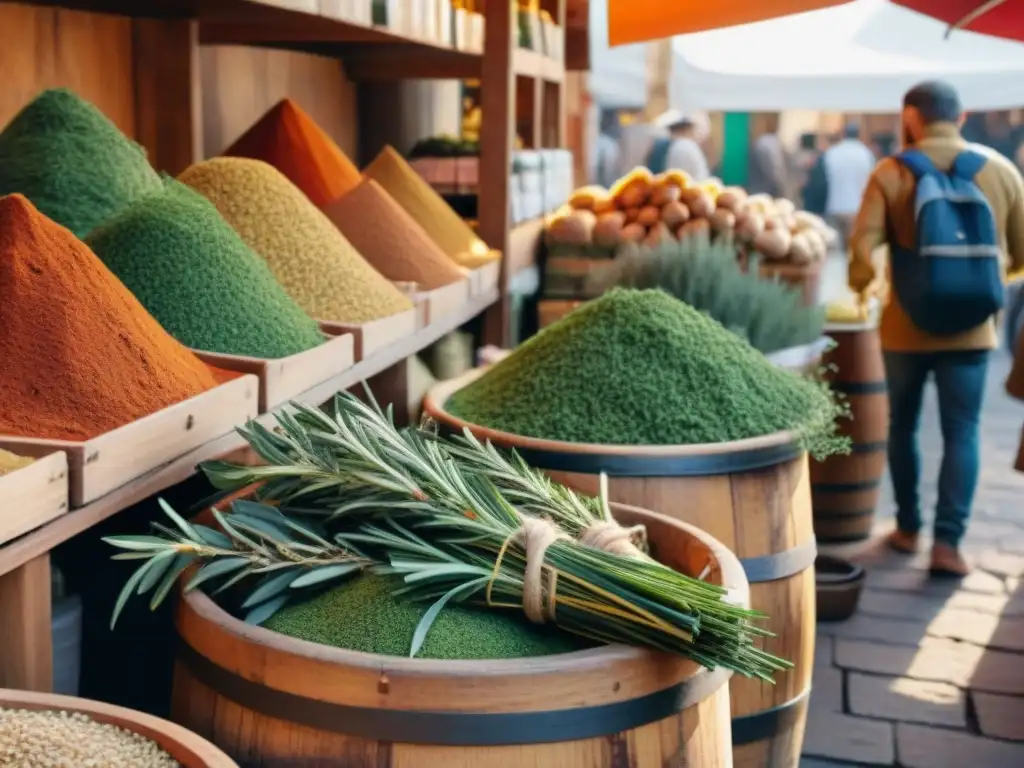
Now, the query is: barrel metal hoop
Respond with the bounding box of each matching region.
[811,508,877,520]
[738,537,817,583]
[830,380,888,395]
[177,642,733,746]
[510,441,804,478]
[731,686,812,746]
[812,478,882,493]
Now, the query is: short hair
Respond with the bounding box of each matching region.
[903,80,963,125]
[670,118,695,132]
[844,122,860,139]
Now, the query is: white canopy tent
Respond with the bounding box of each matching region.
[588,0,648,110]
[668,0,1024,113]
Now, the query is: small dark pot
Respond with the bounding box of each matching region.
[815,555,866,623]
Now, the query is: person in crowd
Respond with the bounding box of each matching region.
[1008,321,1024,475]
[645,114,710,180]
[848,80,1024,577]
[748,114,789,198]
[594,111,622,188]
[822,122,876,246]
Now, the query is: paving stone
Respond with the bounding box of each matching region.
[975,551,1024,579]
[896,722,1024,768]
[847,673,965,728]
[973,692,1024,741]
[799,759,860,768]
[858,589,952,622]
[817,614,928,647]
[834,637,982,688]
[810,666,844,714]
[966,646,1024,695]
[814,634,834,668]
[864,567,1005,595]
[802,710,895,765]
[927,608,1024,652]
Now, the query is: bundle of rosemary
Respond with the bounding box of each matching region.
[583,239,825,354]
[105,393,789,680]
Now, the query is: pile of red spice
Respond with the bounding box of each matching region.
[0,194,229,441]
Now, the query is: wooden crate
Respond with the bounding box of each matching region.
[470,261,501,296]
[320,308,418,361]
[0,375,258,508]
[423,278,472,325]
[0,453,69,547]
[195,333,355,412]
[538,299,586,329]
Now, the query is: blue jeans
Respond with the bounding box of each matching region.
[883,350,990,547]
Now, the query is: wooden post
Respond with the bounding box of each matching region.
[479,0,516,347]
[132,19,203,176]
[0,555,53,691]
[644,38,672,121]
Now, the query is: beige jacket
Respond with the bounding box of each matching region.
[848,123,1024,352]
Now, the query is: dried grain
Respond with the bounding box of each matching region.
[324,179,467,290]
[179,157,412,323]
[0,449,33,477]
[0,708,178,767]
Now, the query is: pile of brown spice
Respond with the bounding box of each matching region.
[178,157,412,324]
[324,178,467,290]
[0,194,228,441]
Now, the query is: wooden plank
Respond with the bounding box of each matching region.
[320,309,418,361]
[0,375,259,507]
[479,0,516,347]
[0,290,497,579]
[132,18,204,175]
[0,555,53,691]
[194,333,355,413]
[0,453,69,547]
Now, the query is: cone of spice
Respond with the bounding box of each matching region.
[222,98,362,208]
[324,179,466,290]
[86,180,325,360]
[364,146,500,269]
[0,89,162,238]
[179,157,412,324]
[0,449,33,477]
[0,194,228,441]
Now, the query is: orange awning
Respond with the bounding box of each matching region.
[607,0,851,46]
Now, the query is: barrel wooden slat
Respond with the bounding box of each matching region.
[171,504,742,767]
[424,374,817,768]
[811,325,889,542]
[1,688,237,767]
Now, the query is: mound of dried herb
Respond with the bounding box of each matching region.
[447,288,847,456]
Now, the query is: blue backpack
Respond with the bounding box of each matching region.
[646,137,672,174]
[892,149,1004,336]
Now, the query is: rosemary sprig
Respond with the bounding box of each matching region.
[189,391,789,679]
[104,499,367,627]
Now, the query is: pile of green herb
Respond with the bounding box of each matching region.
[0,89,162,238]
[86,179,324,359]
[585,240,826,354]
[265,574,588,659]
[447,288,846,456]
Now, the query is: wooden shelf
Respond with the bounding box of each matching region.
[0,291,497,580]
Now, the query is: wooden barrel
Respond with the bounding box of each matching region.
[0,688,237,767]
[424,376,816,768]
[171,504,745,767]
[810,324,889,542]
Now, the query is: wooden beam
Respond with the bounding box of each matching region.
[0,555,53,692]
[133,18,203,175]
[480,0,516,347]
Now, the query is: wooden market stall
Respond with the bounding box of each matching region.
[0,0,574,694]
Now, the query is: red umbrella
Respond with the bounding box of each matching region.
[893,0,1024,41]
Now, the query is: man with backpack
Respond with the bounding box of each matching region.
[646,113,709,180]
[848,81,1024,577]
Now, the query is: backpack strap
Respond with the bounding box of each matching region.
[951,150,987,180]
[898,149,939,179]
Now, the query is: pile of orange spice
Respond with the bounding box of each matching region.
[0,194,230,441]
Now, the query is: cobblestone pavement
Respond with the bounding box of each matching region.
[802,257,1024,766]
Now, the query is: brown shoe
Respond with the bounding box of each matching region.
[930,543,970,578]
[886,529,920,554]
